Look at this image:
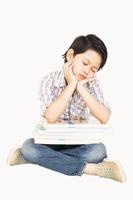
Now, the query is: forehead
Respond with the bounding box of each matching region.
[79,49,102,68]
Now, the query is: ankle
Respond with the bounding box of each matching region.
[83,163,98,176]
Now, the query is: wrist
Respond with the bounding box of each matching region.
[76,83,84,91]
[68,82,77,89]
[66,83,77,96]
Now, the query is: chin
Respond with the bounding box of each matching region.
[77,75,85,81]
[78,78,84,81]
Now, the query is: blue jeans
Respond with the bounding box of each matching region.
[21,138,107,176]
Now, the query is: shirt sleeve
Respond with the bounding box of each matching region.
[38,72,55,117]
[89,78,111,111]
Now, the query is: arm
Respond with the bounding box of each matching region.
[44,84,76,123]
[44,62,77,123]
[76,81,111,124]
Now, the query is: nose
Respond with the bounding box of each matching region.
[83,69,90,76]
[83,70,95,79]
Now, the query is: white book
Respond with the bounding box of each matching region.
[32,118,112,145]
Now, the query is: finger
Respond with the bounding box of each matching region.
[67,62,73,69]
[87,77,95,81]
[89,77,94,81]
[63,62,70,70]
[82,78,94,84]
[63,61,72,68]
[63,62,72,72]
[68,63,73,71]
[69,65,75,76]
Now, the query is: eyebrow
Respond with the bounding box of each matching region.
[84,58,99,69]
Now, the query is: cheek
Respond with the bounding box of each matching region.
[87,72,95,79]
[72,62,82,73]
[72,64,78,74]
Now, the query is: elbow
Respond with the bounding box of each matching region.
[100,110,111,124]
[43,112,57,124]
[46,118,57,124]
[100,120,108,124]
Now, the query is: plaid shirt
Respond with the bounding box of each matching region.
[38,70,110,121]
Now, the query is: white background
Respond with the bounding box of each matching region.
[0,0,133,199]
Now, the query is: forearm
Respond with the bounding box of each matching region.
[77,85,111,124]
[44,84,76,123]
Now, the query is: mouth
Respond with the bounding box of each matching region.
[78,74,86,80]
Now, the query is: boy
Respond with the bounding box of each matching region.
[7,34,126,182]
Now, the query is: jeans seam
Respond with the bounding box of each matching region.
[75,161,87,176]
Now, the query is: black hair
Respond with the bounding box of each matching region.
[62,34,108,70]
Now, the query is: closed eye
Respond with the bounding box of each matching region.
[83,62,88,65]
[92,69,97,73]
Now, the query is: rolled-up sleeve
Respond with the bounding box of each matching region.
[38,73,55,117]
[89,78,111,111]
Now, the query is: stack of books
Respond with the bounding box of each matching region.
[32,118,112,145]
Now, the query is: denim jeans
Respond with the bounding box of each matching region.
[21,138,107,176]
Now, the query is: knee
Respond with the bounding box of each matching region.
[83,142,107,163]
[95,143,107,162]
[21,138,37,161]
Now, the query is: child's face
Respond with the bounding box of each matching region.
[70,49,102,81]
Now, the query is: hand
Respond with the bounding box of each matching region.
[76,77,95,91]
[63,62,78,87]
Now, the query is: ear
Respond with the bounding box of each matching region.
[66,49,74,62]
